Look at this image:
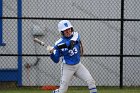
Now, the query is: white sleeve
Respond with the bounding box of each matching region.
[71,32,78,41]
[55,38,63,45]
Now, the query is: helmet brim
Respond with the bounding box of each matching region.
[59,26,73,32]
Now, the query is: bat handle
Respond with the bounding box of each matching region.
[40,42,45,46]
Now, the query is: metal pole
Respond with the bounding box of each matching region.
[0,0,6,46]
[120,0,124,89]
[17,0,22,86]
[0,0,2,44]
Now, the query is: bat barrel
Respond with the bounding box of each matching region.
[34,38,45,46]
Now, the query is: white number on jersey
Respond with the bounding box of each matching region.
[68,47,78,56]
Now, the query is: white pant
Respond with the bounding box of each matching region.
[58,62,96,93]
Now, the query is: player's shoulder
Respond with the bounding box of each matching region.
[71,31,80,41]
[73,31,80,37]
[73,31,79,35]
[55,38,63,45]
[73,31,78,34]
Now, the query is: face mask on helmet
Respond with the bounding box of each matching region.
[60,28,74,37]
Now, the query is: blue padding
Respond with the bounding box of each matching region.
[0,43,6,46]
[0,69,18,81]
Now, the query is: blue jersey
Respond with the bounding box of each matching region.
[50,32,81,65]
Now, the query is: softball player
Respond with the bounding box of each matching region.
[49,20,97,93]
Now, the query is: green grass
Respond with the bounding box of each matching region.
[98,87,140,93]
[0,87,140,93]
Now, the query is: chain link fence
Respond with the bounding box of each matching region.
[0,0,140,92]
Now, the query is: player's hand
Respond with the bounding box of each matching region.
[47,45,54,54]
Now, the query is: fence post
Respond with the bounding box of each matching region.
[120,0,124,89]
[0,0,6,46]
[17,0,22,86]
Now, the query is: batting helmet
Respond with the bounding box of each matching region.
[58,20,73,32]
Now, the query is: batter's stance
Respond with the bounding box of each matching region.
[48,20,97,93]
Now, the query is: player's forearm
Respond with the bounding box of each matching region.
[54,43,67,50]
[54,40,78,50]
[50,50,60,63]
